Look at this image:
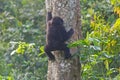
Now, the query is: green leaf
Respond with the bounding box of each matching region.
[90,45,101,51]
[104,60,109,70]
[22,0,28,5]
[39,46,45,56]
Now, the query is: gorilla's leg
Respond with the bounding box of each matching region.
[44,45,55,60]
[64,47,71,59]
[58,43,72,59]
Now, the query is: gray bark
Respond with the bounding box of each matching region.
[45,0,82,80]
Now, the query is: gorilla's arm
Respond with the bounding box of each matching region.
[66,28,74,40]
[46,12,52,22]
[59,27,74,42]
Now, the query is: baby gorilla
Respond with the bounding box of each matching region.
[44,12,74,60]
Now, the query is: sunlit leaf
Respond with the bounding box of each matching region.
[90,45,101,51]
[104,60,109,70]
[10,50,16,55]
[39,46,45,56]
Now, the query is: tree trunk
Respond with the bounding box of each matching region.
[45,0,82,80]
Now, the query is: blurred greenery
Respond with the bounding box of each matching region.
[0,0,120,80]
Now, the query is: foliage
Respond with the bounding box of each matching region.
[0,0,47,80]
[77,0,120,79]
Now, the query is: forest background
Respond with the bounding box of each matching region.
[0,0,120,80]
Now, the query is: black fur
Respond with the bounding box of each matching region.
[44,12,74,60]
